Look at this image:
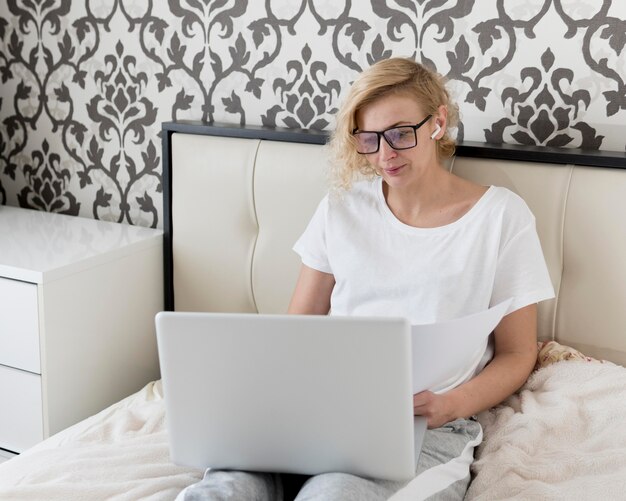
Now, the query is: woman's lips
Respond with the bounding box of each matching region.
[384,164,405,176]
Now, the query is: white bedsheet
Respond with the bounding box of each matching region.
[467,360,626,500]
[0,381,202,501]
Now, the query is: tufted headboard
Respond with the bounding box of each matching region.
[162,122,626,366]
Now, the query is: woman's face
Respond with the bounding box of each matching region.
[355,93,442,190]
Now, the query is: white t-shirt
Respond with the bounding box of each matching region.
[293,177,555,392]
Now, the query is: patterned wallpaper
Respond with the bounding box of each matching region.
[0,1,624,228]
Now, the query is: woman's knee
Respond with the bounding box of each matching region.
[181,470,283,501]
[296,472,400,501]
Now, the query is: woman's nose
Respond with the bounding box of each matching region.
[378,137,397,160]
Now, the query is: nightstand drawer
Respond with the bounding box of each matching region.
[1,205,163,448]
[0,277,41,373]
[0,364,44,453]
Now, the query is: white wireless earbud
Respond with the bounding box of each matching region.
[430,124,442,140]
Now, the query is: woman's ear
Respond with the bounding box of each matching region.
[431,104,448,140]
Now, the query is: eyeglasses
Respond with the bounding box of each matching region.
[352,115,432,154]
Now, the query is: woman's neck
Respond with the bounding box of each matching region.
[383,166,451,225]
[382,168,486,229]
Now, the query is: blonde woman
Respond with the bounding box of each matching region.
[181,58,554,500]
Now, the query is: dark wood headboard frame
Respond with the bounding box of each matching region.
[161,120,626,311]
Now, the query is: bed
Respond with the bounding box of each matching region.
[0,122,625,500]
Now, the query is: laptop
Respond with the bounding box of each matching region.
[155,311,424,481]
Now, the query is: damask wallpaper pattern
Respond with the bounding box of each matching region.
[0,1,624,228]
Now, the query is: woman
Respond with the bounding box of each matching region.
[180,57,554,500]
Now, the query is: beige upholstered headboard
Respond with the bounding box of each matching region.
[162,123,626,367]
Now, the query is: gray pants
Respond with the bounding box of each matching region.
[178,418,482,501]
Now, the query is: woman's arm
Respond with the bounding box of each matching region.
[288,264,336,315]
[413,303,538,428]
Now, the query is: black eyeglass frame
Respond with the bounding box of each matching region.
[352,114,433,154]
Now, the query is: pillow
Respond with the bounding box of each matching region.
[535,340,599,370]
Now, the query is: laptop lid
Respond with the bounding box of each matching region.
[155,312,419,481]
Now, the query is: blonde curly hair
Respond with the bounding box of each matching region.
[328,57,459,191]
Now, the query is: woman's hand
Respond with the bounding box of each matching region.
[414,305,539,429]
[413,390,457,429]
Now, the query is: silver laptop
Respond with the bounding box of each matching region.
[155,311,424,481]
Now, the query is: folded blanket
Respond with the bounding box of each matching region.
[466,360,626,500]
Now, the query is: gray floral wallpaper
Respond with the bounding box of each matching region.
[0,1,624,228]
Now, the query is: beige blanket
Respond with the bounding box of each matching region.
[467,360,626,500]
[0,381,202,501]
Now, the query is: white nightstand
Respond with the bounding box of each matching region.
[0,205,163,453]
